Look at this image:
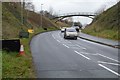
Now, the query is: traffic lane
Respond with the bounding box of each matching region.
[71,37,118,63]
[54,31,119,77]
[30,31,118,78]
[53,31,119,77]
[31,32,102,78]
[54,31,119,62]
[56,31,119,62]
[58,31,118,62]
[77,38,118,58]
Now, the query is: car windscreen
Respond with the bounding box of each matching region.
[66,28,76,32]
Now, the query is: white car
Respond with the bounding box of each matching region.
[61,27,66,33]
[64,28,78,40]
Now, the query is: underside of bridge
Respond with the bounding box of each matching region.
[53,14,95,23]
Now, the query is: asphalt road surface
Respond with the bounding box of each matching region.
[30,31,119,78]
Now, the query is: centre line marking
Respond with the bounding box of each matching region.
[97,53,119,62]
[74,51,91,60]
[63,44,69,48]
[99,64,120,76]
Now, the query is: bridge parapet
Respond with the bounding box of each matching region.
[57,12,97,17]
[53,12,98,19]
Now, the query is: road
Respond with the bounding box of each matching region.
[30,31,119,78]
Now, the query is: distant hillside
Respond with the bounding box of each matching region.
[2,2,67,39]
[83,2,120,41]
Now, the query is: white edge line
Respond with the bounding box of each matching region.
[63,44,69,48]
[97,53,119,62]
[99,64,120,76]
[74,51,91,60]
[98,61,120,66]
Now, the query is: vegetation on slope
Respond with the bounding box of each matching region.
[0,2,2,39]
[2,3,27,39]
[2,2,60,39]
[2,2,61,78]
[83,2,120,41]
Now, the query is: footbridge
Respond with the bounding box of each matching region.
[53,12,98,19]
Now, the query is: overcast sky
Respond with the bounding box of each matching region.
[31,0,118,25]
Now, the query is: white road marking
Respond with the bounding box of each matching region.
[52,34,56,39]
[74,51,91,60]
[63,44,69,48]
[58,33,61,38]
[99,64,120,76]
[76,45,86,50]
[98,61,120,66]
[52,34,61,43]
[97,53,119,62]
[57,40,60,43]
[81,52,98,55]
[67,44,78,47]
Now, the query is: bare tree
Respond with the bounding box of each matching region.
[48,6,54,15]
[31,4,35,12]
[65,17,73,26]
[25,2,35,12]
[53,11,58,17]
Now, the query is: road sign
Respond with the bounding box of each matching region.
[28,29,34,33]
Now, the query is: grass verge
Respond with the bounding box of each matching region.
[2,27,59,78]
[82,27,119,41]
[0,51,2,79]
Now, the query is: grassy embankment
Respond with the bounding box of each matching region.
[2,2,60,78]
[2,27,58,78]
[82,2,120,41]
[0,2,2,79]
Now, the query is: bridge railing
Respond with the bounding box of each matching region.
[57,12,97,17]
